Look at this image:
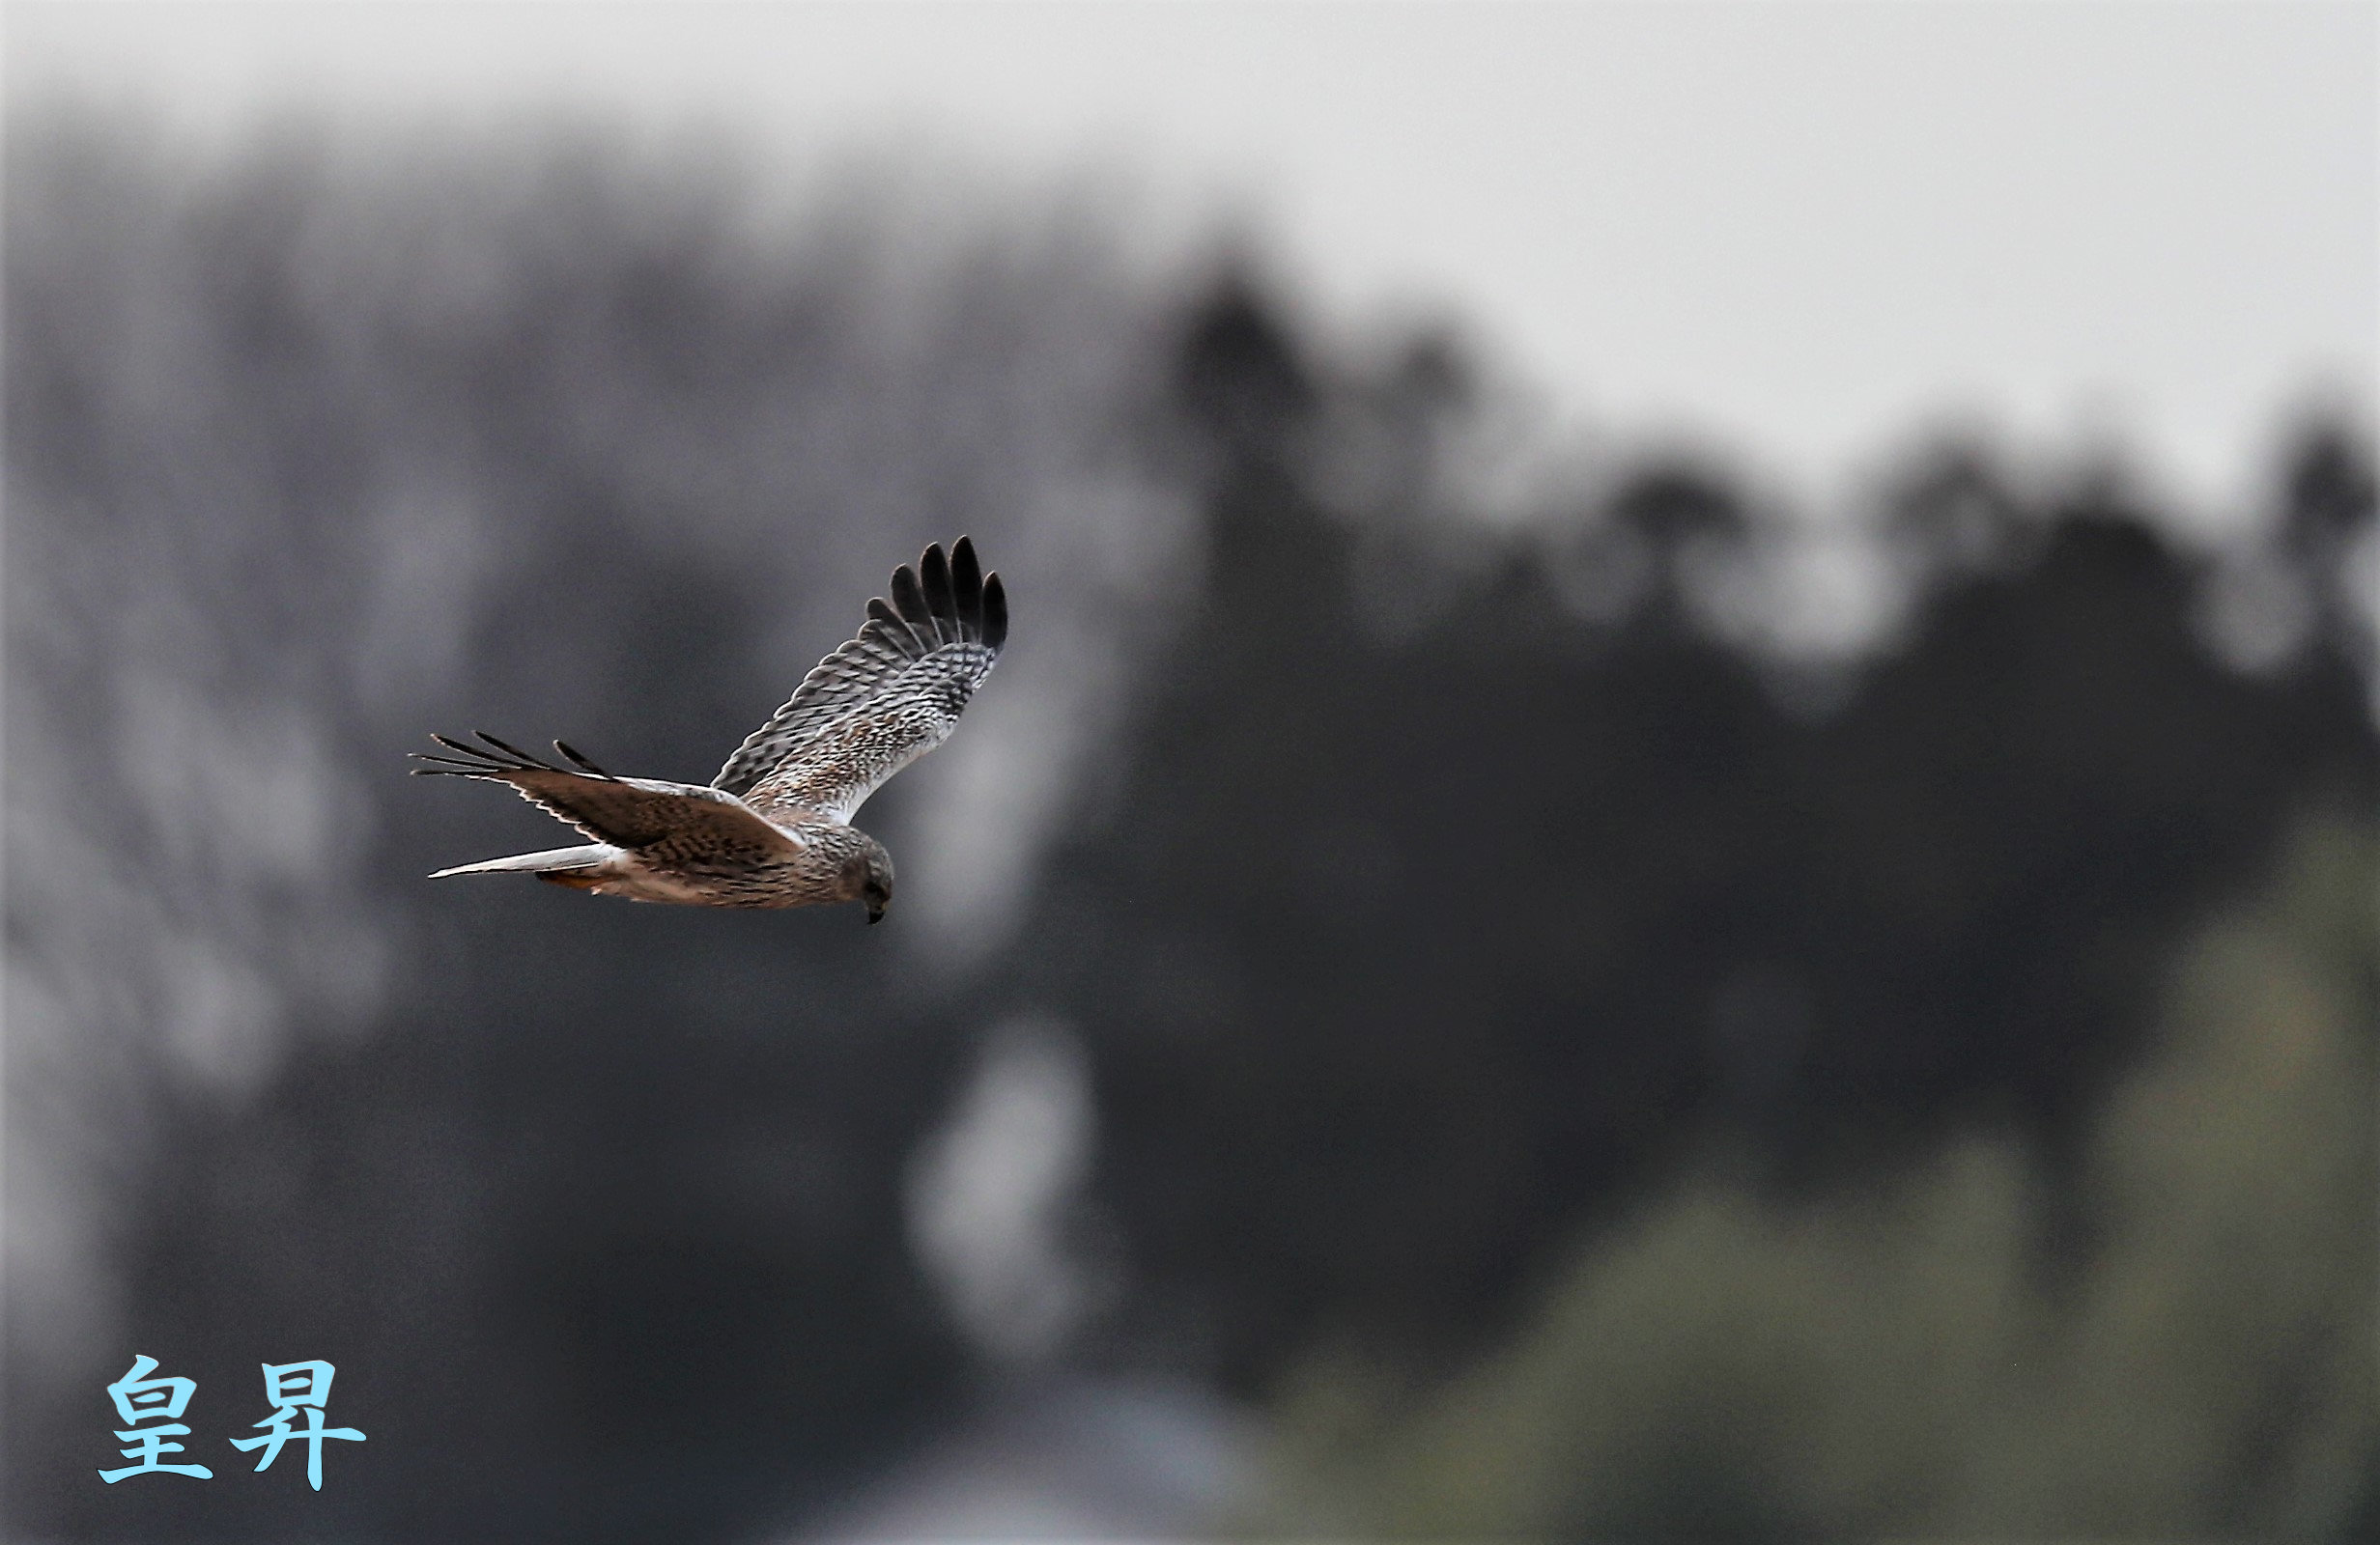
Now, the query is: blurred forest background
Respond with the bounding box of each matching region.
[5,121,2374,1543]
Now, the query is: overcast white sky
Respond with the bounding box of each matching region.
[12,1,2374,518]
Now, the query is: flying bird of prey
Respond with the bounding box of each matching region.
[413,537,1006,923]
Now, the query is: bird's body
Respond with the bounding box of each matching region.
[415,538,1006,922]
[427,801,875,911]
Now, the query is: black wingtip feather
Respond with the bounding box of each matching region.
[950,537,984,638]
[890,563,932,635]
[553,741,611,777]
[920,543,957,641]
[471,731,551,769]
[422,731,581,776]
[981,571,1007,651]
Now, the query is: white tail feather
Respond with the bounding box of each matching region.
[429,844,614,879]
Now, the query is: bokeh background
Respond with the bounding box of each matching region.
[6,4,2374,1541]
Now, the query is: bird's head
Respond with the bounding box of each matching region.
[845,841,895,925]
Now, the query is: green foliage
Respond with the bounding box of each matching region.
[1261,807,2377,1538]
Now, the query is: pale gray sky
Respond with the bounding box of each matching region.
[12,1,2374,517]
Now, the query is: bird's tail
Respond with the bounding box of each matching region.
[429,844,615,881]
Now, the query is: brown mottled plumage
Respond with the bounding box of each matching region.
[413,538,1006,922]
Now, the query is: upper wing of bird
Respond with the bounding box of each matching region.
[715,536,1007,826]
[411,733,804,867]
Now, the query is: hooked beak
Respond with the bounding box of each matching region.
[866,907,886,926]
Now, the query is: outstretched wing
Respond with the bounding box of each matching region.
[412,733,804,867]
[716,536,1007,825]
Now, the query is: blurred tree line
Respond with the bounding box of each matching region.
[1099,292,2374,1538]
[5,128,2372,1541]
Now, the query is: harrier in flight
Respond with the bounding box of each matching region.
[413,538,1006,923]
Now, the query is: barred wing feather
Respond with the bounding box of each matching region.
[718,537,1007,826]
